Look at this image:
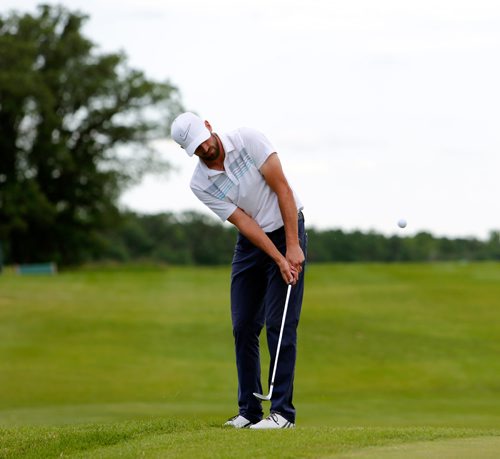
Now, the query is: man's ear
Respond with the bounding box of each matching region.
[204,120,213,132]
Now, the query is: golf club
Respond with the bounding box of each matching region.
[253,283,293,401]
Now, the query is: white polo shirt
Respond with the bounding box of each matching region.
[190,127,303,233]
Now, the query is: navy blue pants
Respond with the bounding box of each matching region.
[230,213,306,423]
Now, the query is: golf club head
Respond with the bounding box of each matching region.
[253,391,272,401]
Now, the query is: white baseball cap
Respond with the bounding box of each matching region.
[170,112,211,157]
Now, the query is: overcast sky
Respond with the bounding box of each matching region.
[4,0,500,238]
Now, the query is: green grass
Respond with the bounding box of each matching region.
[1,262,499,457]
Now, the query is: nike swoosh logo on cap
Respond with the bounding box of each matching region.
[180,123,191,141]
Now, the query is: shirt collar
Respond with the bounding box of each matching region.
[218,132,234,156]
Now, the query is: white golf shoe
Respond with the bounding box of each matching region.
[249,412,295,429]
[223,414,254,428]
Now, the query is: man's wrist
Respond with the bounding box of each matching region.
[286,240,300,249]
[274,253,287,267]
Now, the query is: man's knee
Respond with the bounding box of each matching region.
[233,320,263,340]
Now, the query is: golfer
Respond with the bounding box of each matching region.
[171,112,306,429]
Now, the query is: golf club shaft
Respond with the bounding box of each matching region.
[269,283,292,390]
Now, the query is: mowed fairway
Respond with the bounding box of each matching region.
[0,263,499,458]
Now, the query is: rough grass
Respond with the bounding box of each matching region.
[0,262,499,457]
[1,421,499,458]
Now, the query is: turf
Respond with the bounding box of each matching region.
[0,262,499,457]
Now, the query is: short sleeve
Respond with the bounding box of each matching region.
[191,186,238,222]
[238,127,276,170]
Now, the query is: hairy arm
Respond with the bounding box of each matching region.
[228,208,296,284]
[260,153,304,283]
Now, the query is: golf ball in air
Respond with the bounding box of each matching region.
[398,219,407,228]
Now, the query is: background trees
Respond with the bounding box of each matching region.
[0,5,182,265]
[1,5,498,268]
[71,211,500,266]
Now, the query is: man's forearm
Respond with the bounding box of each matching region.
[276,185,300,249]
[228,208,284,263]
[259,153,301,253]
[228,207,295,284]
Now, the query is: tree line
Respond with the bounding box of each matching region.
[102,212,500,264]
[9,210,491,266]
[2,204,499,266]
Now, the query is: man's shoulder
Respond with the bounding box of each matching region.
[230,126,262,142]
[189,161,207,191]
[223,127,269,155]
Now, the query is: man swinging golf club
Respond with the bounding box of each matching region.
[171,112,306,429]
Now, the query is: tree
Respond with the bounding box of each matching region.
[0,5,182,265]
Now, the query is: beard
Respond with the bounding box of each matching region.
[204,145,219,161]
